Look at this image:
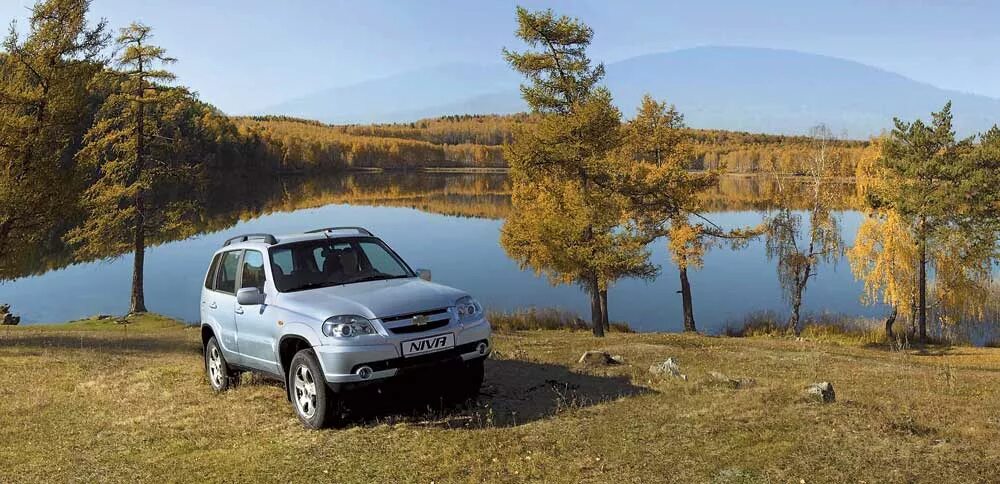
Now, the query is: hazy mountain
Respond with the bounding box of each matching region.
[263,46,1000,137]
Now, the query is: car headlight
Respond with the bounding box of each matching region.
[455,296,483,323]
[322,315,376,338]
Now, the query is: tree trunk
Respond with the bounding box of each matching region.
[917,228,927,343]
[130,195,147,314]
[787,262,811,336]
[590,277,605,337]
[599,288,609,332]
[885,306,897,343]
[788,287,804,336]
[679,266,696,332]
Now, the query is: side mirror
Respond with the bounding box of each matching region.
[237,287,264,306]
[416,268,432,282]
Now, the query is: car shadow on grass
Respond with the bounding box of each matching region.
[334,358,654,429]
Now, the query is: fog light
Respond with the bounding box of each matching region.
[477,342,488,355]
[356,366,373,379]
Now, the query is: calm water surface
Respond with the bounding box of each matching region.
[0,172,885,332]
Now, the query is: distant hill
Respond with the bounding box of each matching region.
[263,46,1000,138]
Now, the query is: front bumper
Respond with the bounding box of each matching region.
[313,319,491,385]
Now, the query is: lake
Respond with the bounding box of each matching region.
[0,171,886,332]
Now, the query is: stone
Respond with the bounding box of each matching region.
[649,357,687,381]
[577,350,618,366]
[0,304,20,326]
[707,371,756,389]
[804,382,836,403]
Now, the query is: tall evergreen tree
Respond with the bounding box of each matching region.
[67,23,200,314]
[501,7,648,336]
[0,0,107,278]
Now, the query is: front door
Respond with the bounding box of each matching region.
[235,249,279,374]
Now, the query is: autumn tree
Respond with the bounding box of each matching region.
[850,112,1000,341]
[0,0,107,278]
[501,7,649,336]
[67,23,200,314]
[847,137,917,342]
[764,124,844,335]
[617,95,761,333]
[859,104,999,342]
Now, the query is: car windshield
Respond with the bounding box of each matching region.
[268,237,414,293]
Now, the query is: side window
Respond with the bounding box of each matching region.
[240,250,266,291]
[214,251,241,294]
[204,253,222,289]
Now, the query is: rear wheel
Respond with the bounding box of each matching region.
[205,336,238,392]
[288,349,338,429]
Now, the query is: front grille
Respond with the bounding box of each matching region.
[390,319,450,334]
[381,308,449,323]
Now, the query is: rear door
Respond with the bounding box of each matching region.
[234,249,280,374]
[204,250,243,365]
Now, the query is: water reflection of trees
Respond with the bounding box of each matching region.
[1,172,851,282]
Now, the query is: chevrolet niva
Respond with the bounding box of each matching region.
[200,227,491,428]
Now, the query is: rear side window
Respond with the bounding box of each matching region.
[214,251,241,294]
[204,253,222,289]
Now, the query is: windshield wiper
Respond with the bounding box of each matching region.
[342,274,408,285]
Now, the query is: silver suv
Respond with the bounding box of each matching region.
[200,227,491,428]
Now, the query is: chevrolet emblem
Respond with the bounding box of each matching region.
[412,315,429,326]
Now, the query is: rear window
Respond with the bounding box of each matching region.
[204,253,222,289]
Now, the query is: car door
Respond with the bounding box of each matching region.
[204,249,242,365]
[234,249,280,374]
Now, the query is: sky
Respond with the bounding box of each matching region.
[2,0,999,114]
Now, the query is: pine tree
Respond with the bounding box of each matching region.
[501,7,648,337]
[67,23,200,314]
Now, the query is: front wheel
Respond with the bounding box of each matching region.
[288,349,338,429]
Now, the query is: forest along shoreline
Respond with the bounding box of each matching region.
[2,1,998,348]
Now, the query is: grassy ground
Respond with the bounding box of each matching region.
[3,315,1000,483]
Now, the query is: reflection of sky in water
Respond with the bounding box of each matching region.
[1,200,886,333]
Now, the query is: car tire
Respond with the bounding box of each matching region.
[288,349,338,429]
[205,336,238,392]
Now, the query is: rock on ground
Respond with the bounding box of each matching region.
[577,350,619,366]
[0,304,20,326]
[649,357,687,380]
[804,382,836,403]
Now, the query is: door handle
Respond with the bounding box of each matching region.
[209,302,218,309]
[235,307,244,315]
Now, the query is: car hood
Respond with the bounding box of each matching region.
[275,277,468,321]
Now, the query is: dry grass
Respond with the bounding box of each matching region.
[3,314,1000,483]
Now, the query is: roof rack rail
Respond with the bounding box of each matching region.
[305,226,373,236]
[223,233,277,246]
